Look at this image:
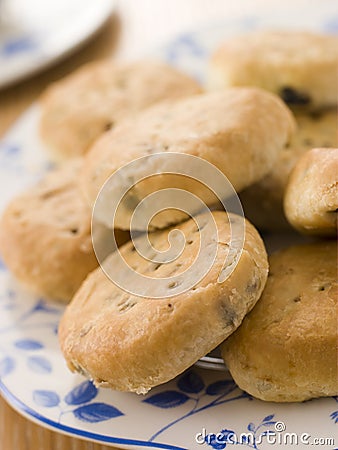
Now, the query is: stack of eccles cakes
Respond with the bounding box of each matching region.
[0,30,337,403]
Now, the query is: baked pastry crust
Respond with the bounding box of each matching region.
[0,160,128,302]
[59,211,268,394]
[208,30,338,109]
[40,60,202,159]
[82,88,295,230]
[284,147,338,236]
[221,241,338,402]
[240,109,337,230]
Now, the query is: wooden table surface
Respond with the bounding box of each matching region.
[0,0,293,448]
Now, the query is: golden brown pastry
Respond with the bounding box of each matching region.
[221,241,338,402]
[59,211,268,393]
[284,147,338,236]
[0,160,129,302]
[240,109,337,230]
[208,30,338,109]
[82,88,295,230]
[40,60,202,160]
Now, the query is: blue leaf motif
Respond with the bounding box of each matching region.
[177,371,205,393]
[0,257,6,271]
[220,429,235,443]
[2,36,37,56]
[33,390,60,407]
[330,411,338,423]
[0,143,20,156]
[261,421,277,427]
[27,356,52,374]
[263,414,275,422]
[0,357,15,377]
[206,379,237,396]
[64,380,98,405]
[324,16,338,32]
[205,433,227,449]
[247,422,255,432]
[31,299,60,314]
[14,339,43,350]
[166,34,206,64]
[143,391,190,408]
[73,403,123,422]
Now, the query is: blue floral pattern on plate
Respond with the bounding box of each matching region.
[1,36,39,57]
[0,5,338,449]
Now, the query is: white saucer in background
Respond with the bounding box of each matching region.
[0,0,115,89]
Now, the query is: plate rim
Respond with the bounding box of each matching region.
[0,0,115,89]
[0,382,186,450]
[0,6,338,449]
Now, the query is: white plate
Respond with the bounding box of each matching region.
[0,5,338,450]
[0,0,114,88]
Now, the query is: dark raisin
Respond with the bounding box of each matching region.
[309,110,323,120]
[70,228,78,234]
[280,87,311,105]
[104,121,114,131]
[318,282,333,291]
[293,296,301,303]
